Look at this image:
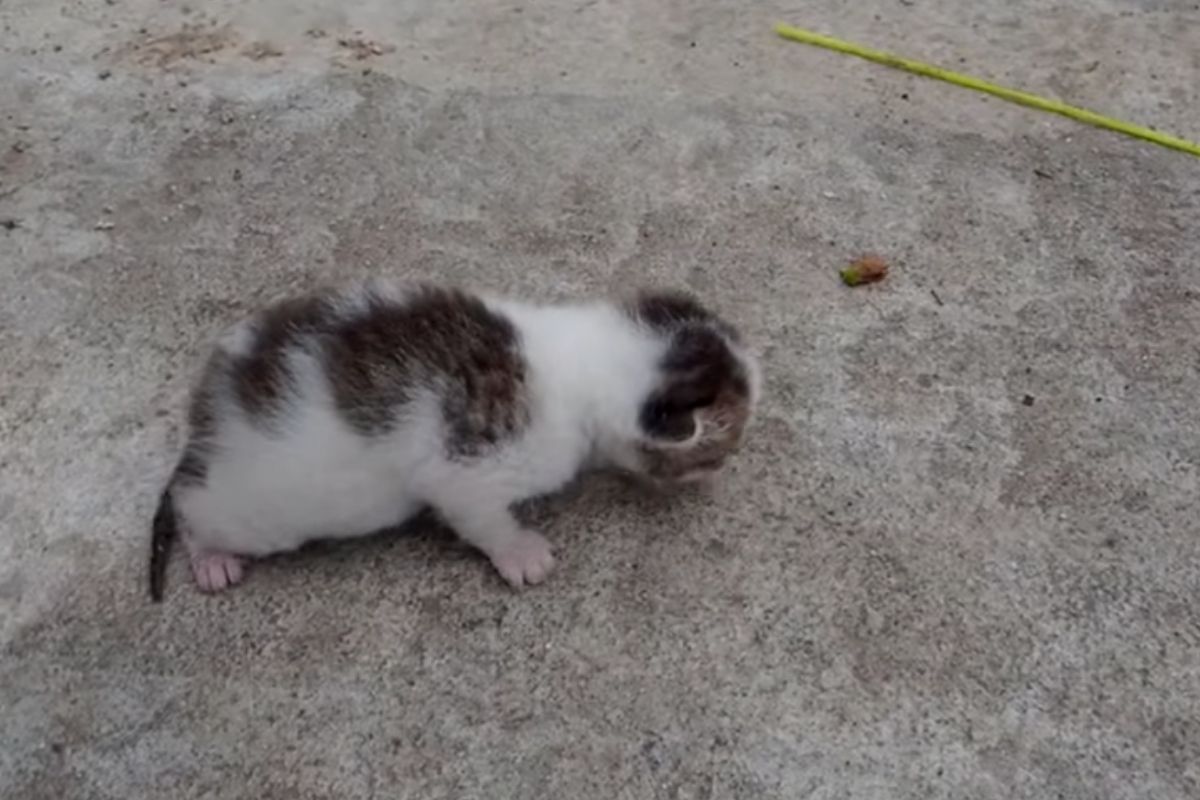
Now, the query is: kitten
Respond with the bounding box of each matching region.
[149,281,760,599]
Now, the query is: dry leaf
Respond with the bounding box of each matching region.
[840,254,889,287]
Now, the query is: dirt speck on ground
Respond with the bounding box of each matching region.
[134,23,239,67]
[336,35,395,60]
[241,40,283,61]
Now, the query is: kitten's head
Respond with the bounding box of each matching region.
[618,291,760,486]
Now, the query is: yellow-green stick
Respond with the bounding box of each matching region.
[775,22,1200,159]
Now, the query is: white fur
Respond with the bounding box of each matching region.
[175,297,668,588]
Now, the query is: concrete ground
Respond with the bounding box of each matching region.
[2,0,1198,797]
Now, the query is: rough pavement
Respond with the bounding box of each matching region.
[2,1,1199,798]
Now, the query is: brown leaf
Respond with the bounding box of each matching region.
[840,254,889,287]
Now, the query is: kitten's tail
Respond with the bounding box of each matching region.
[149,487,178,602]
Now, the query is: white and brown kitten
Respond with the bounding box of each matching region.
[149,282,760,599]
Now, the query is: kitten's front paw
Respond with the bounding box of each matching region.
[490,529,555,588]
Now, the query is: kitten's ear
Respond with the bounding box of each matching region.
[639,327,733,442]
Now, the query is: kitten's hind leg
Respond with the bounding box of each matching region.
[430,489,555,588]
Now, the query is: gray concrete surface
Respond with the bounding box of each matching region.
[2,1,1199,797]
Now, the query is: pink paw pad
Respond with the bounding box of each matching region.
[190,552,245,593]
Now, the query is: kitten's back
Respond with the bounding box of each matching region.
[207,282,532,450]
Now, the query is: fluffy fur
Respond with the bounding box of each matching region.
[149,281,759,599]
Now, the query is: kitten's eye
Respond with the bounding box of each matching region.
[643,400,696,441]
[686,390,719,410]
[655,405,685,424]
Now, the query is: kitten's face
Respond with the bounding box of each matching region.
[613,295,759,487]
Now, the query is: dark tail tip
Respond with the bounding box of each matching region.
[149,489,177,602]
